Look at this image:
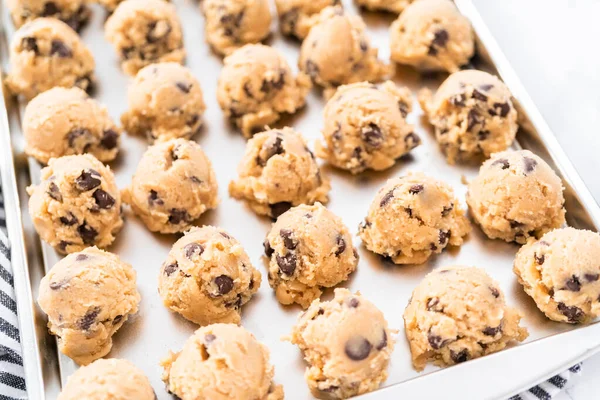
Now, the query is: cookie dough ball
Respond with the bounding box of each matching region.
[466,150,566,244]
[316,81,419,174]
[7,0,90,31]
[405,266,528,370]
[202,0,272,56]
[24,87,121,165]
[299,6,391,91]
[217,44,311,137]
[287,288,394,399]
[229,127,330,219]
[121,62,205,143]
[122,139,218,234]
[38,247,140,365]
[390,0,474,72]
[419,70,518,163]
[359,172,470,264]
[162,324,283,400]
[27,154,123,254]
[263,203,358,308]
[105,0,185,76]
[275,0,339,40]
[58,359,154,400]
[6,18,95,100]
[514,228,600,324]
[158,226,261,326]
[355,0,412,13]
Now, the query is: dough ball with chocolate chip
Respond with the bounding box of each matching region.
[229,127,330,219]
[24,87,121,164]
[466,150,565,244]
[275,0,339,39]
[419,69,518,163]
[405,266,528,371]
[7,0,90,31]
[287,288,394,399]
[27,154,123,254]
[390,0,474,72]
[202,0,272,56]
[316,81,419,174]
[359,172,470,264]
[298,6,391,92]
[122,139,218,234]
[514,228,600,324]
[121,62,205,143]
[217,44,311,137]
[37,247,140,365]
[162,323,284,400]
[6,18,95,100]
[105,0,185,75]
[158,226,261,326]
[264,203,358,308]
[354,0,413,14]
[58,359,154,400]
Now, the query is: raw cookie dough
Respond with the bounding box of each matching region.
[161,323,284,400]
[404,266,528,370]
[202,0,272,56]
[122,139,218,234]
[105,0,185,76]
[419,69,518,163]
[24,87,121,164]
[6,18,95,100]
[299,6,391,92]
[390,0,474,72]
[217,44,311,137]
[358,172,470,264]
[466,150,566,244]
[514,228,600,324]
[316,81,419,174]
[58,358,155,400]
[229,127,330,219]
[27,154,123,254]
[355,0,413,14]
[158,226,261,326]
[287,288,394,399]
[37,247,140,365]
[263,203,358,308]
[275,0,339,40]
[7,0,90,31]
[121,62,205,143]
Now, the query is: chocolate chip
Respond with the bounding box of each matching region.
[379,190,395,207]
[430,243,438,251]
[492,158,510,169]
[41,1,59,16]
[21,37,38,53]
[148,190,164,207]
[113,315,123,325]
[305,60,319,80]
[276,253,296,276]
[472,89,488,102]
[431,29,449,48]
[351,147,363,162]
[483,325,502,336]
[79,306,101,330]
[564,275,581,292]
[66,128,93,151]
[270,202,292,219]
[164,262,178,276]
[168,209,189,225]
[75,169,101,191]
[478,130,490,140]
[75,254,88,261]
[176,82,192,93]
[442,203,454,217]
[534,252,545,265]
[398,101,409,118]
[359,40,368,52]
[490,287,500,298]
[50,40,72,58]
[219,232,231,240]
[409,184,424,195]
[58,241,71,252]
[214,275,234,295]
[279,229,297,250]
[557,302,584,323]
[523,157,538,174]
[480,84,494,91]
[49,279,68,290]
[256,136,284,167]
[376,330,387,350]
[585,273,599,282]
[60,212,78,226]
[467,109,481,131]
[449,94,466,107]
[77,223,97,245]
[404,132,420,149]
[492,102,510,117]
[47,182,62,202]
[335,235,346,256]
[361,123,383,148]
[146,20,172,43]
[428,332,449,350]
[184,243,204,259]
[190,176,202,184]
[205,333,216,343]
[509,220,524,230]
[347,297,359,308]
[451,349,469,363]
[427,297,440,311]
[439,230,450,246]
[93,189,115,209]
[263,240,274,257]
[100,129,118,149]
[261,70,286,93]
[344,336,372,361]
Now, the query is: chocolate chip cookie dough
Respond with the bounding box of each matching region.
[202,0,272,56]
[275,0,339,40]
[419,69,518,163]
[404,266,528,371]
[6,18,95,100]
[38,247,140,365]
[7,0,90,31]
[316,81,419,174]
[217,44,311,137]
[162,324,284,400]
[121,62,205,143]
[122,139,218,234]
[28,154,123,254]
[359,172,470,264]
[466,150,566,244]
[299,6,391,92]
[229,127,330,219]
[158,226,261,326]
[390,0,474,72]
[287,288,394,399]
[58,359,155,400]
[514,228,600,324]
[24,87,121,164]
[263,203,358,308]
[105,0,185,75]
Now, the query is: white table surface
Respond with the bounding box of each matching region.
[476,0,600,398]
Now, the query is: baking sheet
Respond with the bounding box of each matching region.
[1,0,600,398]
